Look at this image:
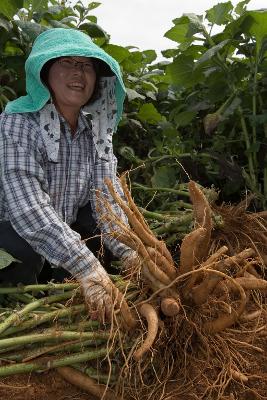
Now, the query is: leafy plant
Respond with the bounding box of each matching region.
[158,2,267,206]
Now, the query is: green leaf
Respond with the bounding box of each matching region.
[103,44,130,63]
[92,37,107,47]
[222,96,241,117]
[0,0,23,19]
[174,111,197,127]
[0,16,12,31]
[142,50,157,64]
[126,88,145,101]
[234,0,250,16]
[246,10,267,56]
[195,39,230,66]
[164,23,189,44]
[24,0,48,13]
[86,15,97,23]
[3,41,24,55]
[137,103,165,125]
[166,55,203,87]
[161,48,179,59]
[139,80,158,93]
[79,22,109,39]
[205,2,234,25]
[146,91,157,101]
[119,146,140,163]
[88,2,101,11]
[0,248,21,270]
[183,13,205,32]
[43,5,64,15]
[15,20,48,41]
[48,20,71,29]
[248,113,267,126]
[151,166,177,188]
[164,14,204,45]
[61,16,78,24]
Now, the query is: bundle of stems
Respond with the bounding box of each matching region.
[0,276,138,390]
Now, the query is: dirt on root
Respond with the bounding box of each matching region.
[0,370,96,400]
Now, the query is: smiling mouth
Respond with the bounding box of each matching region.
[67,83,85,90]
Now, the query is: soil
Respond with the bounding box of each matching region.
[0,371,96,400]
[1,338,267,400]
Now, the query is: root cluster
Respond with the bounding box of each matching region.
[96,175,267,400]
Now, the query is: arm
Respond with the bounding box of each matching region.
[0,112,116,321]
[0,113,104,278]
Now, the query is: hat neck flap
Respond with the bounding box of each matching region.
[39,77,117,163]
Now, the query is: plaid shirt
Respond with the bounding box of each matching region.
[0,110,131,278]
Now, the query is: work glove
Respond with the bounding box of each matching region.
[121,250,142,278]
[79,260,114,324]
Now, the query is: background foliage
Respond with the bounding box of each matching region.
[0,0,266,209]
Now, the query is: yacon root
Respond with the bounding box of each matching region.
[161,297,180,317]
[104,177,173,266]
[104,281,137,330]
[202,279,247,334]
[188,180,213,262]
[57,366,120,400]
[133,303,159,361]
[192,248,255,305]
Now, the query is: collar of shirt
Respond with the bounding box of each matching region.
[58,111,90,142]
[39,103,91,163]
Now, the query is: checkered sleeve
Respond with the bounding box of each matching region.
[90,150,134,259]
[0,113,99,279]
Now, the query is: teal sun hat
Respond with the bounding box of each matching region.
[5,28,126,162]
[5,28,125,124]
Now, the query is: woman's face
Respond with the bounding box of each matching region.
[47,56,97,114]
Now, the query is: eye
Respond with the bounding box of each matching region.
[83,62,94,72]
[60,59,74,67]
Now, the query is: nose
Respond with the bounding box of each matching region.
[73,63,84,71]
[72,68,83,77]
[73,61,89,73]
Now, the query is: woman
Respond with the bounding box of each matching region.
[0,28,138,322]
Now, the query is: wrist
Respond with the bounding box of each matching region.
[121,249,137,262]
[77,260,109,284]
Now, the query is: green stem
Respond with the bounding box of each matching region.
[153,217,192,235]
[146,153,192,165]
[238,106,257,191]
[264,123,267,203]
[139,208,178,221]
[258,94,267,202]
[22,338,105,362]
[0,330,111,350]
[157,201,193,211]
[252,57,258,168]
[133,183,190,197]
[0,291,75,335]
[0,283,79,294]
[0,347,108,377]
[1,304,87,337]
[8,293,37,304]
[60,319,99,332]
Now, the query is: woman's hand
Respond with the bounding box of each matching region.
[79,262,114,324]
[121,250,142,278]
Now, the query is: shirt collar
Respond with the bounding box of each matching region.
[58,111,90,137]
